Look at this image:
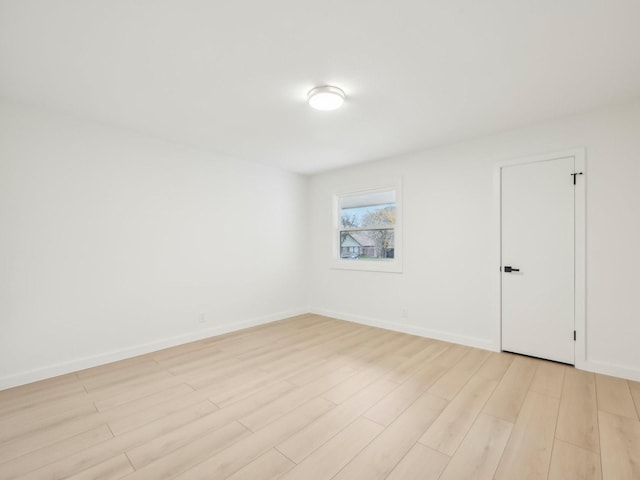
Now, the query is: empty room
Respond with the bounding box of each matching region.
[1,1,639,479]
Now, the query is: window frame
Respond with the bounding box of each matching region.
[331,181,403,273]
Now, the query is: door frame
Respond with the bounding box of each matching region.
[493,148,586,368]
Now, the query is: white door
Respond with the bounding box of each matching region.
[501,156,575,364]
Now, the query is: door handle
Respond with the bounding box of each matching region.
[503,266,520,272]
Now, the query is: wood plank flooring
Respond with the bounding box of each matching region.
[1,314,639,479]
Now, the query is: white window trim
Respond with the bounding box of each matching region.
[331,180,403,273]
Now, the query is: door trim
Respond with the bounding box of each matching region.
[493,148,586,368]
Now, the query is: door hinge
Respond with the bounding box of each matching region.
[573,330,576,341]
[571,172,584,185]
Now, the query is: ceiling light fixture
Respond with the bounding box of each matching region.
[307,85,345,111]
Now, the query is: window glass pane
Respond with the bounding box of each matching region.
[334,186,400,271]
[339,229,395,260]
[340,190,396,228]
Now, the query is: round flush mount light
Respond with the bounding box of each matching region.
[307,85,345,111]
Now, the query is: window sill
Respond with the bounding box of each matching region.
[330,259,403,273]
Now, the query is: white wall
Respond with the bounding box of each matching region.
[3,98,639,388]
[308,100,640,381]
[0,101,308,389]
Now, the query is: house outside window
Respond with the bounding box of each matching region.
[333,182,402,273]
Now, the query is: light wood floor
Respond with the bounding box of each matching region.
[1,314,639,480]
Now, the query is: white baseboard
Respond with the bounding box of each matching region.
[6,307,637,390]
[308,307,497,352]
[579,358,640,382]
[308,309,640,381]
[0,308,307,390]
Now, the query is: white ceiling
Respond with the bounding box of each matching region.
[1,1,640,174]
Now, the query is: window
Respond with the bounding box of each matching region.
[333,183,402,273]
